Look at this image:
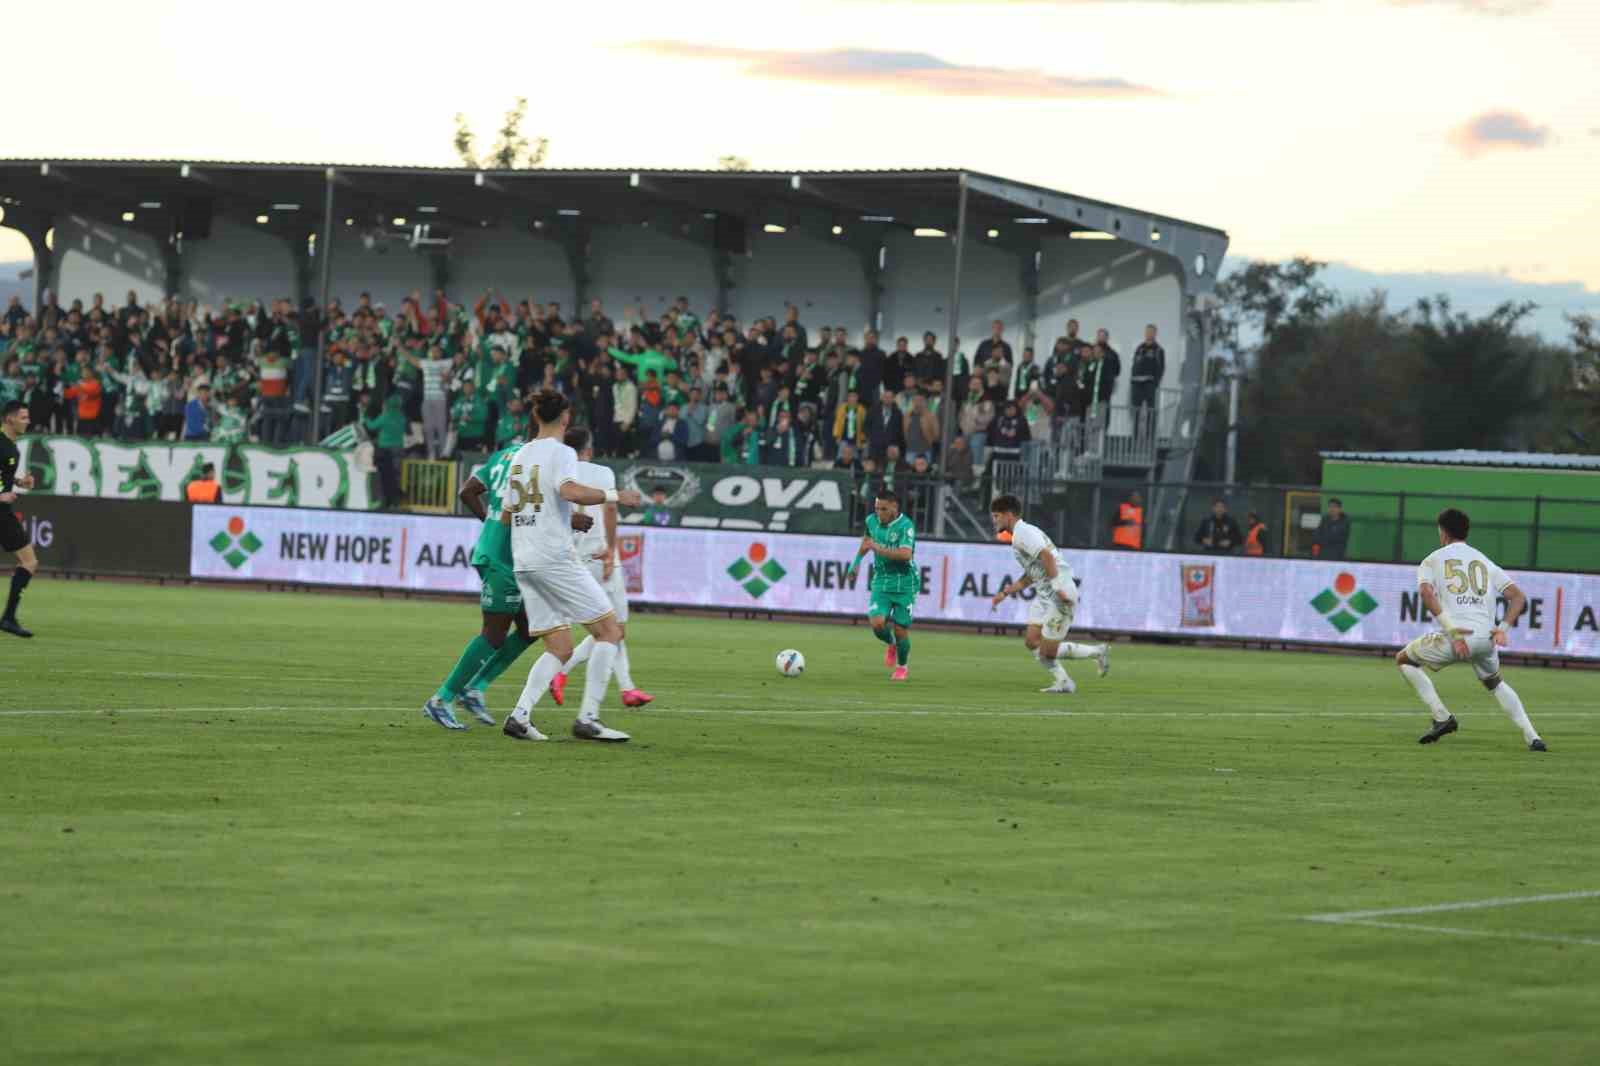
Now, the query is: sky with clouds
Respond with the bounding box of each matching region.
[3,0,1597,331]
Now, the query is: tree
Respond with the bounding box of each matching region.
[717,155,752,171]
[1407,297,1545,451]
[453,98,548,170]
[1538,313,1600,452]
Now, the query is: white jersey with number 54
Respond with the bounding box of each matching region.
[1417,541,1511,636]
[503,436,580,570]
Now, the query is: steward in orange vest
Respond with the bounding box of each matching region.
[1111,491,1143,550]
[1244,512,1268,556]
[186,463,222,503]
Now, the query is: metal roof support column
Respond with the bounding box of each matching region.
[311,168,336,443]
[428,251,451,302]
[934,173,970,538]
[713,247,734,320]
[564,222,591,318]
[863,242,885,338]
[160,242,182,300]
[27,230,53,313]
[1020,239,1041,352]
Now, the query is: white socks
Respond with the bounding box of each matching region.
[1033,649,1069,682]
[1400,664,1450,722]
[1493,682,1539,744]
[613,641,636,692]
[580,641,618,722]
[566,635,594,670]
[514,652,566,721]
[563,636,636,691]
[1057,642,1104,660]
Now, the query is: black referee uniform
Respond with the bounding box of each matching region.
[0,432,34,636]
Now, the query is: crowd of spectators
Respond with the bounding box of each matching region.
[0,288,1166,483]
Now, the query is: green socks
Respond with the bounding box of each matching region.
[895,637,911,667]
[436,635,498,702]
[872,625,894,645]
[468,632,534,693]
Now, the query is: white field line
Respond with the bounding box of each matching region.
[2,705,1598,720]
[1305,890,1600,922]
[1303,890,1600,949]
[1312,919,1600,948]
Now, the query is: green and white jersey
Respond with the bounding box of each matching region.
[865,513,918,595]
[469,442,522,569]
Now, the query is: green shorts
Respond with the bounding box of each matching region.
[868,589,915,628]
[475,561,522,615]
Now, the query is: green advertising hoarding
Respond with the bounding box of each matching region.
[598,460,854,533]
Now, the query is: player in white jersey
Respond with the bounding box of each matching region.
[1398,508,1546,751]
[547,427,654,710]
[987,495,1109,693]
[499,390,642,743]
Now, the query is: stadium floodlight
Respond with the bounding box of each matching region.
[763,224,786,234]
[913,228,946,238]
[1069,231,1115,240]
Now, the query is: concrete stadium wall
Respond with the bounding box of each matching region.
[1035,238,1183,407]
[589,226,716,325]
[51,216,165,306]
[731,231,869,341]
[322,227,430,311]
[447,230,573,309]
[879,232,1023,358]
[180,218,296,306]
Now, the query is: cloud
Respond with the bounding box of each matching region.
[1449,111,1553,157]
[627,42,1162,99]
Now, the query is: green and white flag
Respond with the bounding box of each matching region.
[320,424,360,450]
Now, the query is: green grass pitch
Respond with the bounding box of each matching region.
[3,581,1596,1066]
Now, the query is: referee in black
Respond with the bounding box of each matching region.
[0,400,40,637]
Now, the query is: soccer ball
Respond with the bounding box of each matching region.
[776,649,805,677]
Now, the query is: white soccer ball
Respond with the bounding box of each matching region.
[776,649,806,677]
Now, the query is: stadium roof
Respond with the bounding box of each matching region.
[0,159,1229,281]
[1322,450,1600,471]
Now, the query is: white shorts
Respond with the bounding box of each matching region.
[585,560,629,624]
[1403,631,1501,681]
[1027,591,1075,642]
[516,556,615,636]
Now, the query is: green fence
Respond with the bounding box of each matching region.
[1025,480,1600,572]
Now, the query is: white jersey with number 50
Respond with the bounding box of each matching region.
[1417,541,1511,636]
[503,436,580,570]
[573,460,614,560]
[1011,519,1074,596]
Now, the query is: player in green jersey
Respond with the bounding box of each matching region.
[420,431,592,729]
[845,488,918,681]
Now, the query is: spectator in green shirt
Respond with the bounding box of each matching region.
[363,394,407,510]
[451,379,489,454]
[495,392,530,448]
